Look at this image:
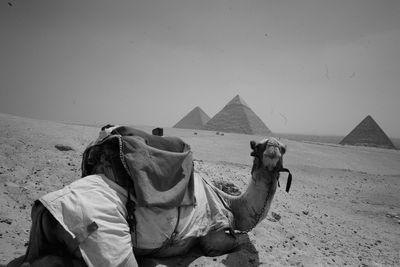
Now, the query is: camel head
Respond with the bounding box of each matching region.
[250,138,286,172]
[250,138,292,192]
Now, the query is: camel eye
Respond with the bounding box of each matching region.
[250,140,257,150]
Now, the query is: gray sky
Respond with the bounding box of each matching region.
[1,0,399,137]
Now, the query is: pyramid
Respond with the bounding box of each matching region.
[204,95,271,135]
[173,106,210,130]
[340,115,396,149]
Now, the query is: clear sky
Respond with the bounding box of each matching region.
[1,0,399,137]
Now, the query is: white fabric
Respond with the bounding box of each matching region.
[96,125,120,142]
[40,174,135,267]
[39,173,233,265]
[133,173,233,249]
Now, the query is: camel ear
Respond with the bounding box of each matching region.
[250,141,257,157]
[250,140,256,150]
[280,144,286,155]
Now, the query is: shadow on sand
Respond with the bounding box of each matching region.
[222,235,260,267]
[137,234,260,267]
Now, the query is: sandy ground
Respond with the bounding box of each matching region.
[0,113,399,266]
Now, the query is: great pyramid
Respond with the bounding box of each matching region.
[204,95,271,135]
[340,115,396,149]
[173,106,210,130]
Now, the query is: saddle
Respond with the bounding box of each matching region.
[81,126,195,208]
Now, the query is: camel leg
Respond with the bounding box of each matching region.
[9,201,86,267]
[5,256,25,267]
[28,255,86,267]
[199,229,245,257]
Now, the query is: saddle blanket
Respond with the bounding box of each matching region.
[40,173,232,267]
[82,127,195,208]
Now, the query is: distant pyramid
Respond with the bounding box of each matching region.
[340,115,396,149]
[204,95,271,135]
[173,106,210,130]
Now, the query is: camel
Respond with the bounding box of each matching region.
[7,126,291,267]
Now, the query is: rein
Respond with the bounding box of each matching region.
[277,167,292,193]
[265,139,293,193]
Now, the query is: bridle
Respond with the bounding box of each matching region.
[277,164,292,193]
[251,139,292,193]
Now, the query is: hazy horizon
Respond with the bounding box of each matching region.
[1,0,399,137]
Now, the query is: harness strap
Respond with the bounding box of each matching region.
[278,168,292,193]
[168,206,181,244]
[126,179,137,246]
[157,206,182,250]
[115,134,138,246]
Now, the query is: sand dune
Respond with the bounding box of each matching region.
[0,113,399,266]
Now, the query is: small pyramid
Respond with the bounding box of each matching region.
[173,106,210,130]
[340,115,396,149]
[204,95,271,135]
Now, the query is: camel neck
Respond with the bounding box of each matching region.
[224,169,278,232]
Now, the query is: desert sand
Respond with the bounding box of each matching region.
[0,113,399,266]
